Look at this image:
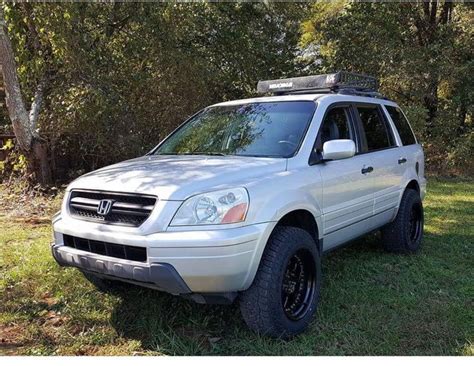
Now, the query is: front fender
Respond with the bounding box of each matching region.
[241,169,323,290]
[245,169,323,233]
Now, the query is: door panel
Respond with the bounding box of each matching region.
[370,148,403,214]
[353,103,402,216]
[379,105,420,209]
[320,155,374,235]
[313,105,375,243]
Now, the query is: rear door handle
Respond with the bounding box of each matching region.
[398,158,407,164]
[361,166,374,174]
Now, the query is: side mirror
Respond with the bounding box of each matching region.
[322,139,356,161]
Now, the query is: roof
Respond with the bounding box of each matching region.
[211,94,325,107]
[211,93,398,108]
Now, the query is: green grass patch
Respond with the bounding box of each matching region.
[0,178,473,355]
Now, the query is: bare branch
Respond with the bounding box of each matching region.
[439,1,453,25]
[29,77,47,138]
[423,1,430,20]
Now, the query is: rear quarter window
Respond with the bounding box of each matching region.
[385,106,417,145]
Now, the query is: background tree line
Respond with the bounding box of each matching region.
[0,1,472,185]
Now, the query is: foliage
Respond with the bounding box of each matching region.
[1,2,308,180]
[301,1,473,175]
[0,139,27,180]
[1,178,473,355]
[0,2,472,182]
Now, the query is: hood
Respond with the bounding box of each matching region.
[67,155,287,200]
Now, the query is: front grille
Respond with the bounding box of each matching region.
[63,234,147,262]
[68,190,156,227]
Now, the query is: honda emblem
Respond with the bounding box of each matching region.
[97,199,113,215]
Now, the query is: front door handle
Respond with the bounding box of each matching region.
[398,158,407,164]
[361,166,374,174]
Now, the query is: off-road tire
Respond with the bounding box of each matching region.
[382,188,424,253]
[240,226,321,339]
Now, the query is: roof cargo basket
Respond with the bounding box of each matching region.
[257,71,381,97]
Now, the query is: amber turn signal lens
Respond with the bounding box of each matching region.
[221,203,248,224]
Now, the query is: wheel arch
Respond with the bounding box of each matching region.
[241,208,322,290]
[405,179,420,194]
[391,178,422,221]
[275,209,322,255]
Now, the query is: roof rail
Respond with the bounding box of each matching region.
[257,71,385,98]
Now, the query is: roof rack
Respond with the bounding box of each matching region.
[257,71,385,99]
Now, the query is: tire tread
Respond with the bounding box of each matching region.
[382,189,423,253]
[240,226,321,338]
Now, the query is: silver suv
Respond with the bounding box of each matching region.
[51,72,426,338]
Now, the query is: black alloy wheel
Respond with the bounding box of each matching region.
[282,249,317,321]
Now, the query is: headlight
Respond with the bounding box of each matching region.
[170,188,249,226]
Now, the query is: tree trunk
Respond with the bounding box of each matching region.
[423,79,439,137]
[457,100,467,136]
[28,140,51,184]
[0,6,52,184]
[0,9,32,150]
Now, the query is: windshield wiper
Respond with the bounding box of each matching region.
[188,152,226,156]
[156,152,226,156]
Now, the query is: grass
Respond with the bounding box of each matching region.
[0,178,473,355]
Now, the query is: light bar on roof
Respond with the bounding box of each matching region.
[257,71,378,95]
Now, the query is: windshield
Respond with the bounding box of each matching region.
[154,101,316,158]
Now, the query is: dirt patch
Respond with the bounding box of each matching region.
[0,324,26,355]
[12,217,51,225]
[0,184,63,219]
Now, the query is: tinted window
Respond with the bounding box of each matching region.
[357,105,395,151]
[386,106,417,145]
[155,102,315,158]
[320,107,354,145]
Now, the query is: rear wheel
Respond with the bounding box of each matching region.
[239,226,321,338]
[382,189,424,253]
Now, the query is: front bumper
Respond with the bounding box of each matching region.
[51,244,191,294]
[52,215,273,294]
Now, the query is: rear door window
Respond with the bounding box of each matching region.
[385,106,417,145]
[356,105,396,152]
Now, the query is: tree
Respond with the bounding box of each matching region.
[0,2,310,183]
[0,5,52,183]
[411,0,455,135]
[301,1,462,128]
[301,1,473,173]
